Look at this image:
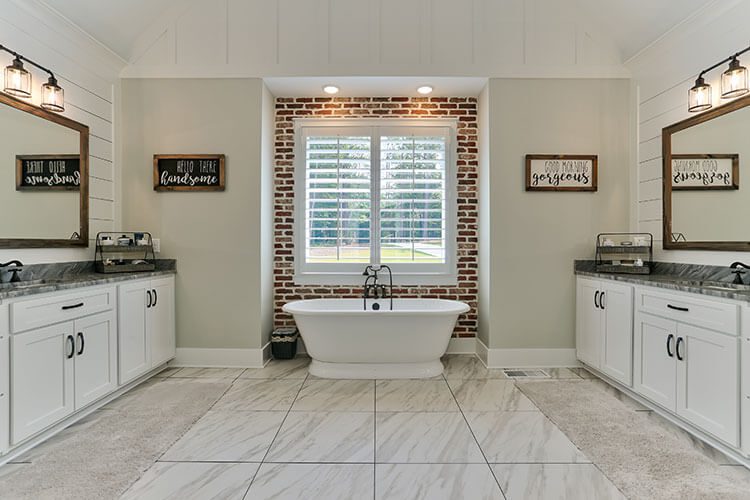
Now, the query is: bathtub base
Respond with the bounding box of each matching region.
[308,359,444,379]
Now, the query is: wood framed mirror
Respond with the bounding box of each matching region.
[662,93,750,251]
[0,92,88,248]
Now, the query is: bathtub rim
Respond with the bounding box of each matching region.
[282,298,470,316]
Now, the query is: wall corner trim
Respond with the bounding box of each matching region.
[172,344,271,368]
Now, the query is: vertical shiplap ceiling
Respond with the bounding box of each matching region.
[40,0,715,64]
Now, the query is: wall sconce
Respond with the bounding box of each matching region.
[0,43,65,112]
[688,76,712,112]
[721,57,749,99]
[689,45,750,112]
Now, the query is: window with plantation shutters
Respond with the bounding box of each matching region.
[295,120,456,284]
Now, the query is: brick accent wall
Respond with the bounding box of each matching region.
[274,96,478,338]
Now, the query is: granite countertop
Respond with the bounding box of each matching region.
[0,260,176,301]
[575,260,750,303]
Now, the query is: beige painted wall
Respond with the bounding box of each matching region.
[484,78,631,349]
[120,78,270,350]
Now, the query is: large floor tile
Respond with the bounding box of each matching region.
[376,464,503,500]
[466,411,589,464]
[376,412,485,463]
[543,368,583,379]
[442,355,507,380]
[292,379,374,412]
[570,367,597,379]
[171,367,244,379]
[266,411,374,463]
[212,379,303,411]
[160,410,286,462]
[376,380,458,412]
[492,464,625,500]
[448,379,538,411]
[246,463,374,499]
[120,462,259,500]
[240,357,310,379]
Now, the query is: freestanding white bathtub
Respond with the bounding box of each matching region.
[282,298,470,379]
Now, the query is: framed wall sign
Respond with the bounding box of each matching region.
[16,154,81,191]
[671,154,739,190]
[525,155,598,192]
[154,154,225,192]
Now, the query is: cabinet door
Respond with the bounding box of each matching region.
[118,280,150,385]
[0,306,8,454]
[634,312,677,411]
[600,282,634,386]
[149,277,175,368]
[576,278,601,368]
[11,323,75,444]
[74,311,117,409]
[676,323,739,446]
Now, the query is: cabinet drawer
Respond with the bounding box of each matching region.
[10,287,115,334]
[636,288,738,335]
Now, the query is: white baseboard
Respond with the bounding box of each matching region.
[173,340,577,369]
[173,344,270,368]
[446,337,476,354]
[486,347,578,368]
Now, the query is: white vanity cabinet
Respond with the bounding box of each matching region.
[576,277,634,385]
[10,288,118,445]
[634,288,740,447]
[0,304,9,456]
[118,276,175,385]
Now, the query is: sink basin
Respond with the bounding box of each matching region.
[0,279,64,290]
[673,280,750,292]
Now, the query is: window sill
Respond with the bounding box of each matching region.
[293,272,458,287]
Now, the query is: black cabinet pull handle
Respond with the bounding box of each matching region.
[676,337,685,361]
[76,332,85,356]
[594,290,600,309]
[66,335,75,359]
[599,292,606,310]
[667,304,689,312]
[146,290,152,308]
[666,333,674,357]
[62,302,84,311]
[152,289,158,307]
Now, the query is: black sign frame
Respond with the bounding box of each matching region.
[153,154,226,192]
[16,154,81,191]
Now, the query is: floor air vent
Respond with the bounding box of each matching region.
[503,369,550,379]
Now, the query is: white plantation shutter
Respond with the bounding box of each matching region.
[380,131,447,266]
[304,133,371,266]
[296,121,455,282]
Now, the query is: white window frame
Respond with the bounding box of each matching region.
[293,118,458,286]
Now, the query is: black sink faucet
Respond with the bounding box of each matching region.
[729,262,750,285]
[362,265,393,311]
[0,260,24,283]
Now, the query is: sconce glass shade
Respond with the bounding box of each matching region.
[721,57,749,99]
[4,57,31,98]
[688,76,712,112]
[41,76,64,112]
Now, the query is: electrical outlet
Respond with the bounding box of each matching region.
[152,238,161,253]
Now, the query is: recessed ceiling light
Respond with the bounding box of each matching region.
[322,85,339,95]
[416,85,433,95]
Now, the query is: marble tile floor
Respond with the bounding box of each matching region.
[118,355,628,499]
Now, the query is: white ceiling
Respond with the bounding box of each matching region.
[575,0,715,61]
[264,77,489,98]
[40,0,185,61]
[41,0,714,65]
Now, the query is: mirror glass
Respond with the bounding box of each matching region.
[0,97,85,244]
[669,103,748,245]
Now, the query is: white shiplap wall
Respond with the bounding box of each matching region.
[628,0,750,264]
[0,0,125,263]
[122,0,625,78]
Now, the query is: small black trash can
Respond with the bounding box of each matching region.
[271,327,299,359]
